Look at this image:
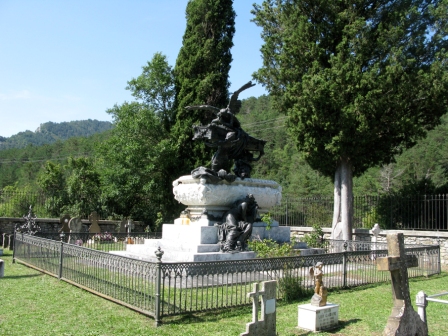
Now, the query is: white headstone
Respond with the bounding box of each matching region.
[298,303,339,332]
[0,259,4,278]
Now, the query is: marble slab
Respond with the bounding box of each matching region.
[298,303,339,332]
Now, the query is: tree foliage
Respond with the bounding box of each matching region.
[99,102,179,225]
[171,0,236,173]
[253,0,448,239]
[126,52,176,132]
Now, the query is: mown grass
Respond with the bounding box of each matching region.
[1,249,447,335]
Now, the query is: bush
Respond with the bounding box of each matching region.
[302,223,328,249]
[248,238,298,258]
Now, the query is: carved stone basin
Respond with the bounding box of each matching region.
[172,175,282,218]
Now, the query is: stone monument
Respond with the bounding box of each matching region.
[298,261,339,332]
[59,214,71,234]
[88,211,101,234]
[241,280,277,336]
[377,233,428,336]
[111,82,289,262]
[69,217,82,233]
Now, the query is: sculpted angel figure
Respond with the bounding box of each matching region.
[187,81,266,181]
[309,262,328,306]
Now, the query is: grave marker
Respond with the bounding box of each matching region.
[88,211,101,234]
[0,258,4,277]
[69,217,82,233]
[59,214,71,234]
[377,233,428,335]
[240,280,277,336]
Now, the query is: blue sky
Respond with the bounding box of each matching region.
[0,1,266,138]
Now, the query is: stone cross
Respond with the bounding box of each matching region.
[125,219,134,235]
[377,233,428,335]
[241,280,277,336]
[88,211,101,234]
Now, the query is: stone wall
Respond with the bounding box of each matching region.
[0,217,146,246]
[291,227,448,270]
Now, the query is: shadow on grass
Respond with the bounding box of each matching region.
[161,305,253,325]
[1,273,44,279]
[280,318,363,336]
[327,272,448,295]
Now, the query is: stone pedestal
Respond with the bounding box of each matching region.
[172,175,282,218]
[112,175,287,262]
[298,303,339,332]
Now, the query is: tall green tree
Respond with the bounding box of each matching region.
[172,0,236,174]
[126,52,176,132]
[253,0,448,239]
[99,102,179,225]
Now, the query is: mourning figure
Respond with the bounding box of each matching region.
[215,194,258,252]
[188,81,266,182]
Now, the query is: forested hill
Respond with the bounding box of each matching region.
[0,119,113,150]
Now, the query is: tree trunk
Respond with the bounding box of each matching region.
[340,157,353,240]
[331,157,353,241]
[331,165,341,239]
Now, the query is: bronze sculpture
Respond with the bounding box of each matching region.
[215,194,259,252]
[188,81,266,181]
[309,262,328,306]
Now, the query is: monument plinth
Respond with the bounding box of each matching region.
[112,175,289,262]
[173,175,282,219]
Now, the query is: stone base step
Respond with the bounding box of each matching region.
[110,249,256,262]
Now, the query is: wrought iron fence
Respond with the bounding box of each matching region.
[3,191,448,230]
[36,232,162,252]
[270,194,448,230]
[0,190,116,220]
[13,233,440,325]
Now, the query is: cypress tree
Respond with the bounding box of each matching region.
[253,0,448,239]
[172,0,236,175]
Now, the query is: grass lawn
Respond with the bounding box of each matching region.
[1,249,447,336]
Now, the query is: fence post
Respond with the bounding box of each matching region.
[416,291,428,323]
[154,246,164,327]
[12,229,17,264]
[58,234,65,279]
[342,240,348,288]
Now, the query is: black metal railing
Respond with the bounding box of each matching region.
[36,232,162,252]
[3,191,448,230]
[270,194,448,230]
[13,233,440,325]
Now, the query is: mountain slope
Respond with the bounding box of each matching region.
[0,119,113,150]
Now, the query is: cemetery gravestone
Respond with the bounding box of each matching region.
[377,233,428,336]
[241,280,277,336]
[371,223,381,260]
[69,217,82,233]
[58,214,71,235]
[119,219,127,233]
[88,211,101,234]
[298,262,339,332]
[0,258,4,277]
